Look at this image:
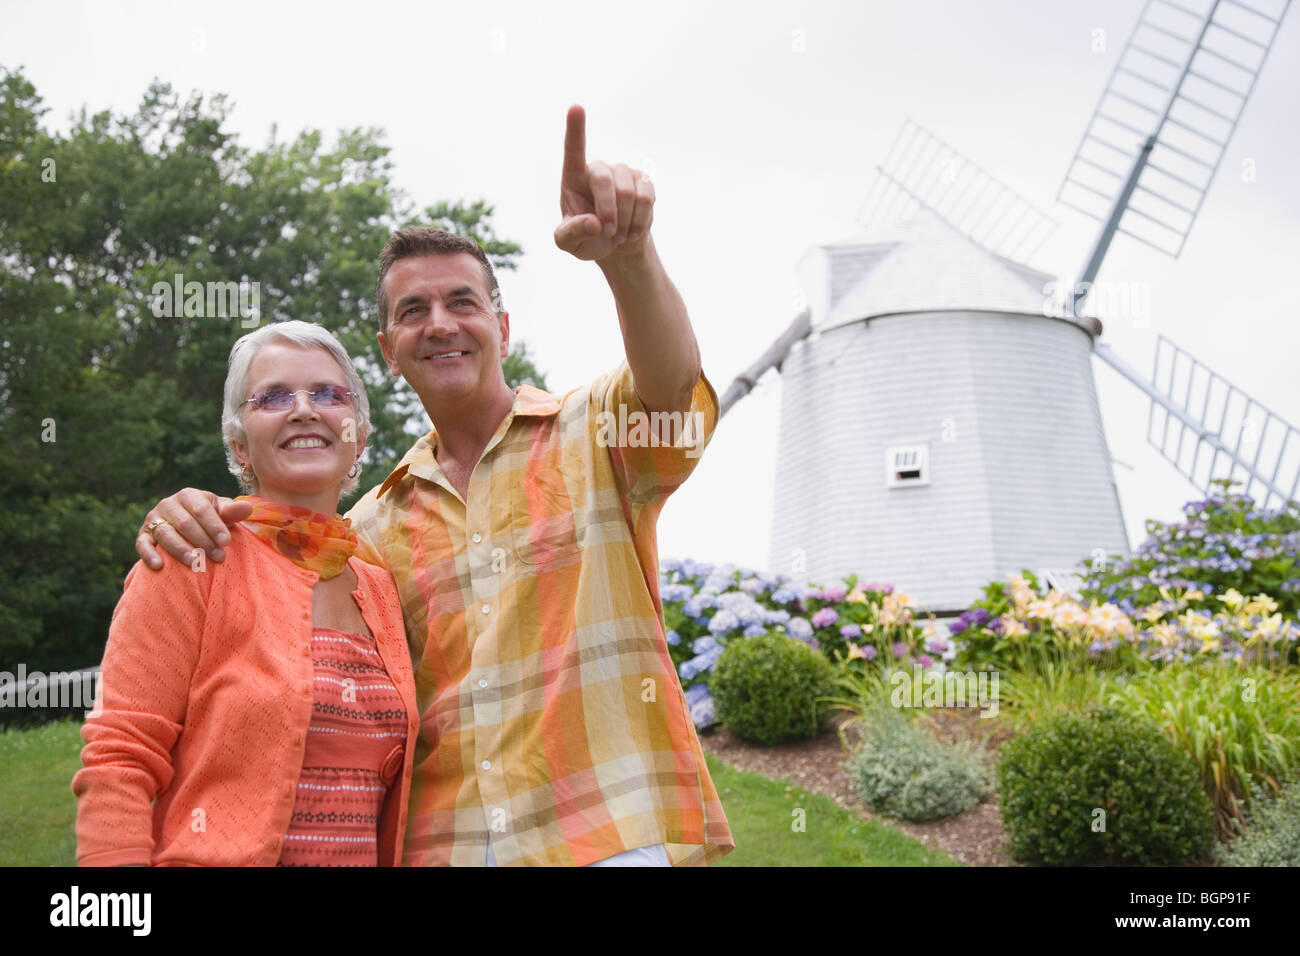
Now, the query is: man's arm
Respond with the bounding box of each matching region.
[553,105,701,416]
[135,490,251,568]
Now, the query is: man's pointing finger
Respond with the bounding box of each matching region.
[562,104,587,181]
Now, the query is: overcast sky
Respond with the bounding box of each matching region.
[5,0,1298,586]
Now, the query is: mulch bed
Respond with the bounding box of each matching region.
[699,708,1019,866]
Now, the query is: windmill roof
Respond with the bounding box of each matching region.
[807,209,1059,331]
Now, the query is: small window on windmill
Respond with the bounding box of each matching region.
[885,444,929,488]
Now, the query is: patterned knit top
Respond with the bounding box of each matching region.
[277,626,409,866]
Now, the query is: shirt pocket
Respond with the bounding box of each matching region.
[510,464,582,569]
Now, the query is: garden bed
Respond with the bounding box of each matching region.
[700,709,1016,867]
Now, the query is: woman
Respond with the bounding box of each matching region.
[73,321,417,866]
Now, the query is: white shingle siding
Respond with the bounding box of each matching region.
[771,310,1129,612]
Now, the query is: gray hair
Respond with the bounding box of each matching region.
[221,321,373,496]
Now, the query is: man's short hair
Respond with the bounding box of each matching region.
[375,227,503,333]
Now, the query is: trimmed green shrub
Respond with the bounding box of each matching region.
[1216,778,1300,867]
[711,632,835,745]
[848,708,990,822]
[997,707,1215,865]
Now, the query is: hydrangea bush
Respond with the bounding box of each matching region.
[660,559,931,729]
[1080,479,1300,624]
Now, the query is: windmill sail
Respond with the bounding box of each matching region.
[1060,0,1292,270]
[862,119,1059,265]
[1062,0,1298,507]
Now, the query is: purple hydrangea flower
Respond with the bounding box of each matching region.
[862,645,878,661]
[821,584,848,603]
[811,607,839,628]
[841,624,862,640]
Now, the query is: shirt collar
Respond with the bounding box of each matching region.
[376,383,563,499]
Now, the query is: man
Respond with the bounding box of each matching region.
[136,105,734,866]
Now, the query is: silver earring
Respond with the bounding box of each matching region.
[239,463,255,485]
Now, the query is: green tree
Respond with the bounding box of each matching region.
[0,66,543,685]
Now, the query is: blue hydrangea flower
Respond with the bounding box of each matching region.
[771,587,799,604]
[660,583,694,603]
[708,611,740,635]
[684,683,712,707]
[685,685,716,729]
[693,635,721,654]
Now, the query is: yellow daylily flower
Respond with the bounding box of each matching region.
[1217,588,1245,611]
[1255,613,1282,639]
[1140,605,1165,624]
[1151,623,1178,647]
[1247,593,1278,616]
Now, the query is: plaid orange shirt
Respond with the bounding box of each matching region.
[346,360,734,866]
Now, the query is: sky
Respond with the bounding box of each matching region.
[4,0,1298,584]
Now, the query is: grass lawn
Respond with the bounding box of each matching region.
[0,720,958,867]
[706,753,959,866]
[0,719,82,866]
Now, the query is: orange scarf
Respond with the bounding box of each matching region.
[235,496,358,580]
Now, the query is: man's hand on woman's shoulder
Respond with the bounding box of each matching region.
[136,489,253,570]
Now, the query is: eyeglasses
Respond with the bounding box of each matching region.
[241,385,354,412]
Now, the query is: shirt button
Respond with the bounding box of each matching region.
[481,604,490,615]
[478,679,488,689]
[481,760,492,771]
[471,533,482,543]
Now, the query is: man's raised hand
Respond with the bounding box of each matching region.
[554,105,656,262]
[136,490,252,570]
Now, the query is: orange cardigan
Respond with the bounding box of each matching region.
[73,524,418,866]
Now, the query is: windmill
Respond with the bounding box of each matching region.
[719,0,1297,614]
